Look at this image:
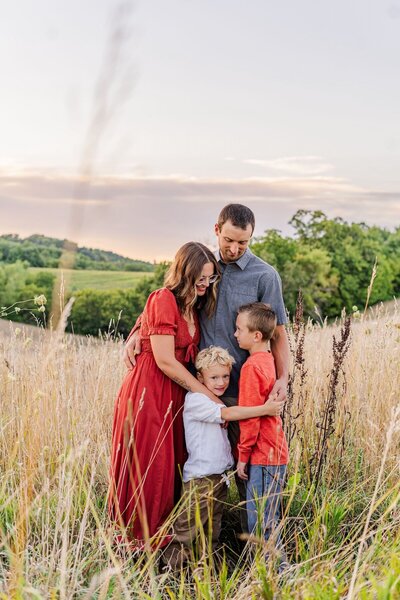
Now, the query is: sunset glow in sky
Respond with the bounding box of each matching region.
[1,0,399,261]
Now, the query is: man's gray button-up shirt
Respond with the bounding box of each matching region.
[199,248,287,398]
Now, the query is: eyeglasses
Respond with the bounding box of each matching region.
[196,274,219,285]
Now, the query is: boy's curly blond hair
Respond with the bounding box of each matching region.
[195,345,235,373]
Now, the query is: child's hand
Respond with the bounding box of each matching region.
[263,399,285,416]
[237,461,248,480]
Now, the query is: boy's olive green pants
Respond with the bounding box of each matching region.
[163,475,227,569]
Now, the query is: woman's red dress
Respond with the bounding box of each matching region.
[109,288,199,546]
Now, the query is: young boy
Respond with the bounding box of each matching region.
[235,302,289,565]
[163,345,285,569]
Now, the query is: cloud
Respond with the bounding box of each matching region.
[0,170,398,260]
[0,171,365,208]
[243,156,335,176]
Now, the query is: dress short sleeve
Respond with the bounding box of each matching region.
[144,288,178,336]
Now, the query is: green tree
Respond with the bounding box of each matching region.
[69,289,145,337]
[0,261,28,308]
[0,261,54,325]
[252,211,399,319]
[251,230,297,274]
[283,246,338,317]
[68,263,169,337]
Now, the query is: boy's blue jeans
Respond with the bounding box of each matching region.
[246,464,287,560]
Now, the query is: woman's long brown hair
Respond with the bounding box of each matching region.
[164,242,220,318]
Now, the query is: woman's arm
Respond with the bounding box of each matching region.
[221,399,284,421]
[150,335,223,403]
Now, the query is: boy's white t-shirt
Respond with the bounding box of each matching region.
[182,392,234,483]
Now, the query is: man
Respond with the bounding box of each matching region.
[124,203,289,532]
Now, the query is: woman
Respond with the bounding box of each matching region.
[109,242,221,548]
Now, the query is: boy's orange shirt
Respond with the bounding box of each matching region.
[237,351,289,465]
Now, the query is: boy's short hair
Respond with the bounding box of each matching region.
[238,302,277,341]
[195,346,236,373]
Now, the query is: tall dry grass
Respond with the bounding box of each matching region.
[0,303,399,598]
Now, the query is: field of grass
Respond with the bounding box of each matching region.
[29,267,153,292]
[0,302,399,598]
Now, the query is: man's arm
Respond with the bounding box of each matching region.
[258,268,290,401]
[269,324,290,401]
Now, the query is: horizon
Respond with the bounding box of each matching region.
[1,206,397,264]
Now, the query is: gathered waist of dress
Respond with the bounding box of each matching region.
[140,338,198,364]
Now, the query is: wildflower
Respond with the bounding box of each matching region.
[23,338,32,348]
[34,294,47,306]
[38,305,46,313]
[352,305,358,312]
[14,306,21,313]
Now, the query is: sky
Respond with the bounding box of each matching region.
[0,0,399,261]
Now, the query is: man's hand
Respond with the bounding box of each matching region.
[123,331,141,370]
[237,461,248,480]
[263,398,285,417]
[268,377,288,403]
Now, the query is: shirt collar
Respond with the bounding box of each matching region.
[215,248,253,271]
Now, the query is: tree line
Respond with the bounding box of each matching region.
[1,211,398,335]
[251,210,399,318]
[0,234,154,272]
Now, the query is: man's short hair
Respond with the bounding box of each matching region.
[217,204,255,234]
[238,302,277,341]
[195,346,236,373]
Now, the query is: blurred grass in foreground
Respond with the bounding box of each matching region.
[0,302,399,598]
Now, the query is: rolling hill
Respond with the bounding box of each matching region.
[0,234,154,272]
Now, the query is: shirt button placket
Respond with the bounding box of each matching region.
[215,264,230,345]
